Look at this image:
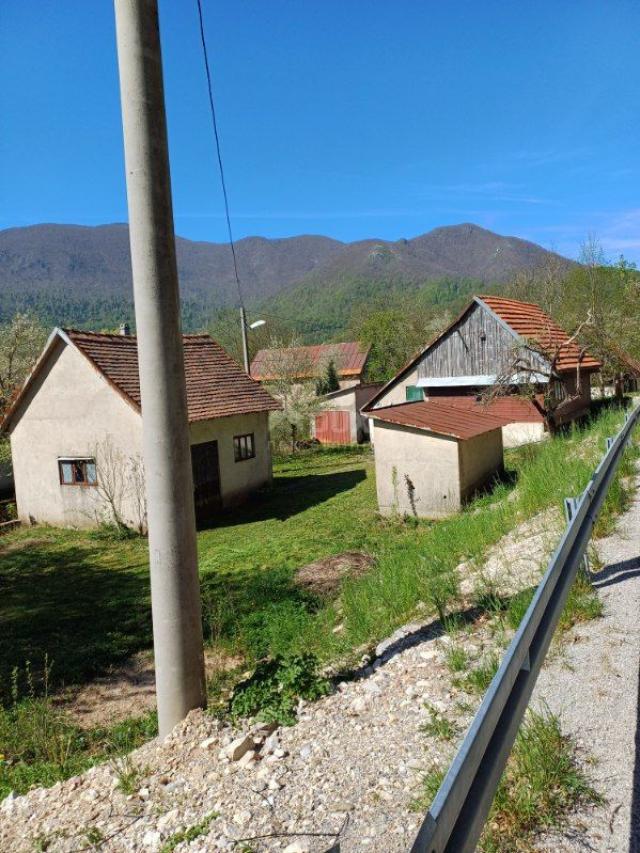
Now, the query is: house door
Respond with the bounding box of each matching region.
[315,411,351,444]
[190,440,221,525]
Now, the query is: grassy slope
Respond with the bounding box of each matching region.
[1,407,636,698]
[0,404,636,800]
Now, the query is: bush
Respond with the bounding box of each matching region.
[229,654,330,725]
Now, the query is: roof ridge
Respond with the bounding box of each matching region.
[478,294,542,309]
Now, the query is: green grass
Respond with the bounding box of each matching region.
[421,703,459,741]
[413,709,600,853]
[0,404,635,798]
[0,678,157,799]
[454,651,501,695]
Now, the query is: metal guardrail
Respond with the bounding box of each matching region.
[410,404,640,853]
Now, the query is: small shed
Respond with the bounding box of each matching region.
[314,382,384,444]
[369,401,506,519]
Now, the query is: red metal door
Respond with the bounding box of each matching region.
[315,410,351,444]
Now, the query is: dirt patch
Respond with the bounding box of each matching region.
[56,649,243,728]
[0,536,48,553]
[295,550,375,597]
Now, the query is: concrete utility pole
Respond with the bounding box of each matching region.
[113,0,206,736]
[240,306,250,374]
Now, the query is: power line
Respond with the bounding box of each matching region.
[195,0,245,308]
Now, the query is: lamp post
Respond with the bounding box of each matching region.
[240,311,266,376]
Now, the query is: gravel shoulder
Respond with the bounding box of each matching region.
[533,471,640,852]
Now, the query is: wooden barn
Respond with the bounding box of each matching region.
[363,295,602,445]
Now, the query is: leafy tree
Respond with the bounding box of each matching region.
[261,336,322,452]
[0,313,48,413]
[316,359,340,395]
[350,302,451,382]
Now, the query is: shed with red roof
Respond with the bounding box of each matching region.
[2,327,280,529]
[368,399,506,518]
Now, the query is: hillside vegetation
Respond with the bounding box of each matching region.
[0,222,570,333]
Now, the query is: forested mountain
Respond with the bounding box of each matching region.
[0,222,572,334]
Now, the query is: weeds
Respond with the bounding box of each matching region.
[480,708,600,852]
[159,812,219,853]
[454,652,500,695]
[0,663,157,799]
[230,654,330,725]
[443,644,469,674]
[413,709,599,853]
[112,754,144,795]
[421,703,459,741]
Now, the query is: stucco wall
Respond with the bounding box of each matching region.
[189,411,272,506]
[10,340,144,528]
[502,421,546,448]
[10,341,274,528]
[372,365,421,408]
[373,421,461,518]
[457,430,504,501]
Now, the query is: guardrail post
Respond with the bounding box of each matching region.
[606,436,615,452]
[564,497,591,577]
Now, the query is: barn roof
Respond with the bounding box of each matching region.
[430,394,545,424]
[2,329,280,432]
[362,294,602,413]
[250,341,369,381]
[478,295,602,372]
[367,400,509,440]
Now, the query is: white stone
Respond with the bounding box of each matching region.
[199,737,217,750]
[142,829,162,849]
[224,734,254,762]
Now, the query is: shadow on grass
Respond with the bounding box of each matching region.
[197,469,366,530]
[0,541,151,702]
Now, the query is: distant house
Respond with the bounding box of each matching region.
[2,328,280,529]
[363,295,602,446]
[369,399,506,518]
[314,382,384,444]
[250,341,370,390]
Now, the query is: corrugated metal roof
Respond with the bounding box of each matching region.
[478,295,602,372]
[250,341,369,381]
[430,394,545,424]
[65,330,281,422]
[368,400,508,440]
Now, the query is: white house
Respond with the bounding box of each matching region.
[2,328,280,529]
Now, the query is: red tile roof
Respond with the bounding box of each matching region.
[478,295,602,373]
[430,394,545,424]
[368,400,509,440]
[250,341,369,381]
[65,330,280,422]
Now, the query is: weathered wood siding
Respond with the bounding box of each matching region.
[416,301,547,381]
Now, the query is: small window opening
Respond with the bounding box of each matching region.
[234,433,256,462]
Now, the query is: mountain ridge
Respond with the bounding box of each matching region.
[0,222,574,332]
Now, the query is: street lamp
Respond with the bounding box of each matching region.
[240,309,267,375]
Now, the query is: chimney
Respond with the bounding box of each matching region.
[119,322,131,336]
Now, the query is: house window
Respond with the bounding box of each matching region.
[405,385,424,402]
[234,433,255,462]
[58,458,97,486]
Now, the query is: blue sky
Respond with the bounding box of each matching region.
[2,1,639,262]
